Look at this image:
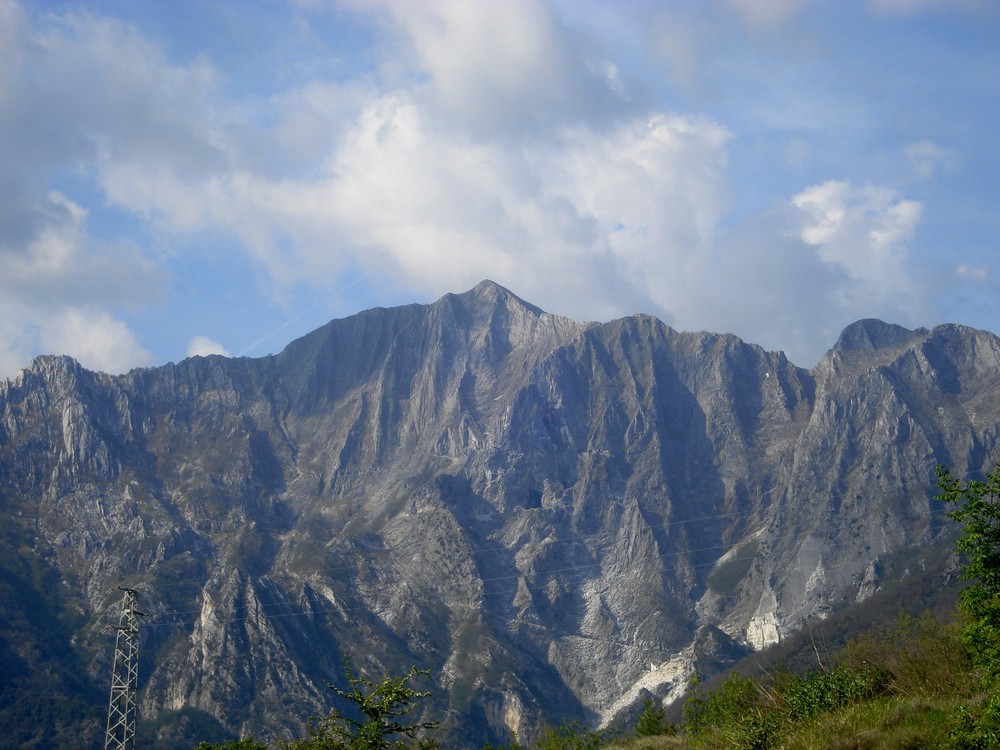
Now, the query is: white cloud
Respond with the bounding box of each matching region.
[100,85,735,327]
[38,306,151,375]
[369,0,625,136]
[0,0,957,375]
[0,3,183,376]
[186,336,230,358]
[606,174,932,369]
[956,264,988,282]
[647,178,932,366]
[792,180,922,282]
[781,180,929,339]
[0,187,161,376]
[3,192,163,306]
[643,8,712,93]
[0,283,152,378]
[904,140,958,180]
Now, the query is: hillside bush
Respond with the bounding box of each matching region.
[195,740,269,750]
[682,664,893,749]
[781,666,890,721]
[946,694,1000,750]
[533,720,602,750]
[935,461,1000,683]
[682,673,778,749]
[837,610,973,698]
[635,697,675,738]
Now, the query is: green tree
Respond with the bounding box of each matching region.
[936,461,1000,681]
[532,721,601,750]
[635,697,673,737]
[195,741,269,750]
[682,671,762,737]
[284,663,438,750]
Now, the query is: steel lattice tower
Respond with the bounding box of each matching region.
[105,588,143,750]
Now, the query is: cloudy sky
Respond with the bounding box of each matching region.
[2,0,998,376]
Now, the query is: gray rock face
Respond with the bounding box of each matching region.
[1,281,998,747]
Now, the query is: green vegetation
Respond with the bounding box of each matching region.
[936,461,1000,682]
[600,612,992,750]
[196,740,270,750]
[192,663,438,750]
[193,614,980,750]
[532,721,603,750]
[282,662,438,750]
[635,698,674,738]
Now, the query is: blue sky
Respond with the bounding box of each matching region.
[2,0,998,376]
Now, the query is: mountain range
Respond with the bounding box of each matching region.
[2,280,998,748]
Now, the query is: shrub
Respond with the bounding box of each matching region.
[837,611,973,698]
[782,667,890,722]
[935,462,1000,683]
[682,672,775,748]
[946,694,1000,750]
[635,697,675,738]
[533,721,601,750]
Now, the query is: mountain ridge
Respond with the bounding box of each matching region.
[1,280,998,748]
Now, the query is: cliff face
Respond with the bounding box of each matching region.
[2,281,998,748]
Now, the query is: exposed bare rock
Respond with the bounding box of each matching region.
[1,281,997,748]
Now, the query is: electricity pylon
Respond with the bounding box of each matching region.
[105,588,143,750]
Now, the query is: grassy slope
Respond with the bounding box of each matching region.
[600,608,999,750]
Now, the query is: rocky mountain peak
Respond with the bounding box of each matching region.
[822,318,926,368]
[1,284,997,748]
[835,319,921,352]
[434,279,586,353]
[459,279,542,313]
[10,353,84,388]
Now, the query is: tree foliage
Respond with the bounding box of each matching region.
[634,697,673,737]
[935,461,1000,680]
[532,721,601,750]
[282,663,438,750]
